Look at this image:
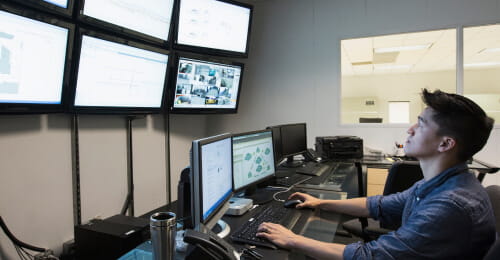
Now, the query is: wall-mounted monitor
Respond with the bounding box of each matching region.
[70,28,169,114]
[78,0,175,46]
[169,53,243,114]
[0,3,74,114]
[6,0,74,17]
[174,0,253,57]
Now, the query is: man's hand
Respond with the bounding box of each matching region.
[289,192,321,209]
[256,222,301,249]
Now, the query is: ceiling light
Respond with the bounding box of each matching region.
[464,62,500,68]
[374,44,432,53]
[479,47,500,53]
[374,64,412,70]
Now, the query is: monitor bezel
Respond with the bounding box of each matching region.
[276,123,308,159]
[5,0,75,17]
[172,0,253,58]
[168,52,244,114]
[191,133,234,228]
[77,0,174,47]
[231,129,276,193]
[0,3,75,114]
[68,27,170,115]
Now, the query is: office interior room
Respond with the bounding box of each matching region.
[1,0,500,258]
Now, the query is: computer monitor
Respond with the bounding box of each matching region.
[191,133,233,231]
[266,125,284,166]
[70,28,169,114]
[8,0,74,17]
[174,0,253,57]
[232,129,275,203]
[279,123,308,167]
[78,0,174,46]
[170,53,243,114]
[0,4,74,114]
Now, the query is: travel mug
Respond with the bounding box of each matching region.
[150,212,176,260]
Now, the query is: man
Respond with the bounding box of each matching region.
[257,89,496,259]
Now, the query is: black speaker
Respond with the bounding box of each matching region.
[177,166,193,229]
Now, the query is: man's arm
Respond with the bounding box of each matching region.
[289,192,370,217]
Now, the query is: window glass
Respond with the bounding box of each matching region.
[341,29,456,124]
[388,101,410,123]
[464,24,500,123]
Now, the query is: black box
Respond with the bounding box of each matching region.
[74,214,150,260]
[315,136,363,159]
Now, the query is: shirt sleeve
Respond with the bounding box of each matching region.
[367,185,415,228]
[343,198,471,260]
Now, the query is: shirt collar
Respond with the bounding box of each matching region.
[415,163,469,198]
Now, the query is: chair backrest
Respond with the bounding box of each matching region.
[485,185,500,232]
[383,161,423,196]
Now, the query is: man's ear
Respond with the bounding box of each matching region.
[438,136,456,152]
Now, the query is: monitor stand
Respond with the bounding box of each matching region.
[281,156,303,168]
[241,185,274,205]
[211,220,230,239]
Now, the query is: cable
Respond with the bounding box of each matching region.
[0,216,46,252]
[272,176,312,202]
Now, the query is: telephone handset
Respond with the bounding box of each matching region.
[183,229,238,260]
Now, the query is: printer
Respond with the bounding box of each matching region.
[315,136,363,159]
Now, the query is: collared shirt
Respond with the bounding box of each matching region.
[343,163,496,259]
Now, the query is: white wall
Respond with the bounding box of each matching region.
[0,114,169,258]
[208,0,500,187]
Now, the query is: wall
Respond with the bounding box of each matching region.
[0,113,171,258]
[208,0,500,187]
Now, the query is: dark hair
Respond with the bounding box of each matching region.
[422,89,494,161]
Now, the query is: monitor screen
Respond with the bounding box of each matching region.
[170,55,243,113]
[8,0,74,16]
[80,0,174,44]
[0,5,72,114]
[72,30,169,114]
[281,123,307,158]
[43,0,67,8]
[175,0,252,57]
[232,129,275,191]
[191,133,233,229]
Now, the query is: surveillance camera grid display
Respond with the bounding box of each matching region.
[173,57,241,109]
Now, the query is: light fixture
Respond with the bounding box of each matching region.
[479,47,500,53]
[374,64,412,70]
[464,62,500,68]
[374,44,432,53]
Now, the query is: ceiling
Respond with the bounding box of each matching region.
[341,24,500,76]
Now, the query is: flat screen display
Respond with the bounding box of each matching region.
[44,0,67,8]
[171,56,243,113]
[81,0,174,43]
[176,0,252,56]
[0,9,69,107]
[232,130,275,191]
[73,32,169,112]
[200,136,233,221]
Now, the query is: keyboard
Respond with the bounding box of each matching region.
[230,203,300,249]
[275,174,312,187]
[295,162,330,176]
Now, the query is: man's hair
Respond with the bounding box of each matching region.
[422,89,494,161]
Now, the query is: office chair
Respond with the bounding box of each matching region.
[483,185,500,260]
[341,161,423,241]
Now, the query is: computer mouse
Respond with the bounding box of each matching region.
[283,199,303,208]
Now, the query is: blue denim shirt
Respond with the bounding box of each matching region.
[344,163,496,260]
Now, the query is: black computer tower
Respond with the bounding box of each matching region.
[74,214,150,260]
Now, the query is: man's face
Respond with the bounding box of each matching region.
[404,107,443,159]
